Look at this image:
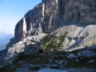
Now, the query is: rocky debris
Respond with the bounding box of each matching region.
[67,69,96,72]
[2,33,46,63]
[0,47,96,72]
[16,67,31,72]
[67,54,77,59]
[88,60,96,63]
[77,50,96,57]
[29,65,40,71]
[39,68,96,72]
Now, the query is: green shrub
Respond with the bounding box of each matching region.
[26,44,34,49]
[13,52,49,64]
[0,66,15,72]
[13,52,27,63]
[40,32,68,51]
[29,66,40,70]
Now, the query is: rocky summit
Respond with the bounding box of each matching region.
[0,0,96,65]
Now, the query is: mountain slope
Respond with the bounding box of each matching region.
[0,0,96,64]
[0,33,13,51]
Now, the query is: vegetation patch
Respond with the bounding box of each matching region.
[52,51,67,56]
[13,52,49,64]
[64,61,96,68]
[65,56,96,68]
[27,55,49,64]
[40,32,67,51]
[12,46,96,69]
[0,66,15,72]
[29,66,40,70]
[26,44,35,49]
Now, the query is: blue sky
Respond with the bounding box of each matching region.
[0,0,41,35]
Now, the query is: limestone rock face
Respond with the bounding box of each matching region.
[8,0,96,47]
[7,0,58,47]
[55,25,96,51]
[58,0,96,23]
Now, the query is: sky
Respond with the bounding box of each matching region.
[0,0,41,35]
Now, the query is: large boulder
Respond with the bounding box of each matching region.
[40,25,96,51]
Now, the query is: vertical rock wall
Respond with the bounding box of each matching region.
[58,0,96,23]
[7,0,96,47]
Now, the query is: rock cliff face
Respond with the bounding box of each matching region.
[8,0,96,47]
[58,0,96,23]
[7,0,58,47]
[0,0,96,63]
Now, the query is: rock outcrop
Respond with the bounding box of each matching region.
[8,0,96,47]
[7,0,58,47]
[58,0,96,23]
[0,0,96,64]
[40,25,96,51]
[6,33,46,60]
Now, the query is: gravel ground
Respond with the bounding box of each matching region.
[16,67,96,72]
[68,68,96,72]
[39,68,96,72]
[16,67,38,72]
